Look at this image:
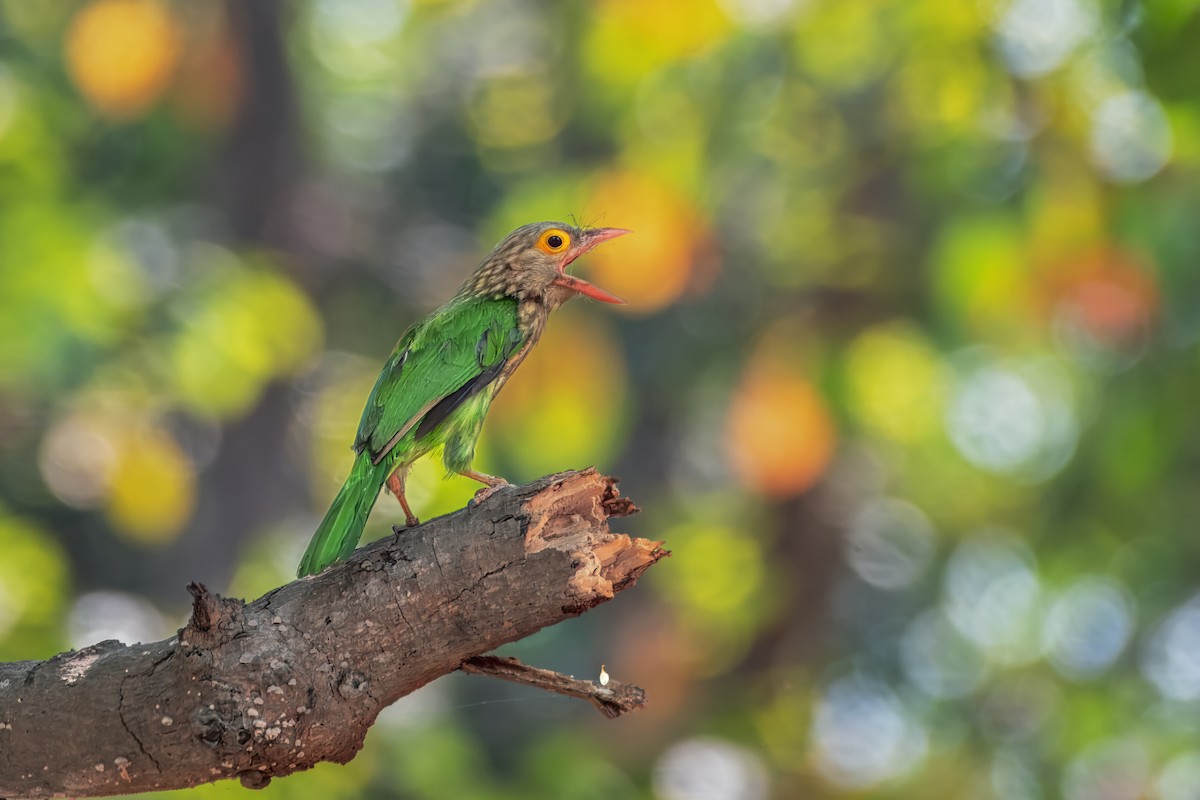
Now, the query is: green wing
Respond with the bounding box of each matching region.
[353,295,523,463]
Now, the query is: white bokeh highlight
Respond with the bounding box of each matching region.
[1157,752,1200,800]
[946,355,1079,482]
[68,590,169,650]
[992,0,1099,77]
[1041,577,1135,680]
[717,0,802,26]
[1142,593,1200,701]
[653,737,769,800]
[943,531,1043,665]
[846,498,936,590]
[1090,90,1173,183]
[811,675,927,789]
[901,609,988,699]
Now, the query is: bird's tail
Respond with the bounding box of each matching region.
[297,456,389,577]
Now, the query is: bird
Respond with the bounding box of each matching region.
[297,221,629,577]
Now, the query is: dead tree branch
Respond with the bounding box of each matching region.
[0,469,665,799]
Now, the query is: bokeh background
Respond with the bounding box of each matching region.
[2,0,1199,797]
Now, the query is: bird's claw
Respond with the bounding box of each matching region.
[470,482,510,507]
[391,516,420,536]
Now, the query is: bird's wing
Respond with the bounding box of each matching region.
[353,295,523,464]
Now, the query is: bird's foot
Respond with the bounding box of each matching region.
[391,514,420,536]
[470,481,511,507]
[460,469,511,508]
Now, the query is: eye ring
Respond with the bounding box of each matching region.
[537,229,570,254]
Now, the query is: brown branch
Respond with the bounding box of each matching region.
[461,656,646,719]
[0,469,666,799]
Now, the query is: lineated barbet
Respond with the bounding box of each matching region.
[298,222,629,577]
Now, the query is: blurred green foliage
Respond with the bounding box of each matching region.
[3,0,1200,798]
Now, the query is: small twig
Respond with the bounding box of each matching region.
[461,655,647,719]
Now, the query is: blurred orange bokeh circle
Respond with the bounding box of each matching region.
[584,171,711,313]
[65,0,182,120]
[1041,247,1158,347]
[726,364,836,497]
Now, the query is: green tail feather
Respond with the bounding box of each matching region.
[298,456,390,577]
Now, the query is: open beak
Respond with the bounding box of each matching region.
[553,227,630,304]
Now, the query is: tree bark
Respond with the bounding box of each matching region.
[0,469,664,799]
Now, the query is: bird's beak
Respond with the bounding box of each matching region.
[554,227,630,305]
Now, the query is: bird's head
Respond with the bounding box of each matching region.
[467,221,629,309]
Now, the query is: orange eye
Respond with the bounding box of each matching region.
[537,229,570,254]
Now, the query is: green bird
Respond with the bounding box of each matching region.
[297,222,629,577]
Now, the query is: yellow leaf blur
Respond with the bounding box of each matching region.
[845,322,947,444]
[931,215,1039,341]
[726,361,836,497]
[584,0,731,91]
[793,0,897,93]
[169,260,323,419]
[105,427,195,544]
[309,357,380,505]
[651,519,779,675]
[65,0,182,120]
[755,672,814,770]
[1028,167,1106,264]
[0,513,68,658]
[585,171,709,313]
[467,72,565,150]
[893,46,998,137]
